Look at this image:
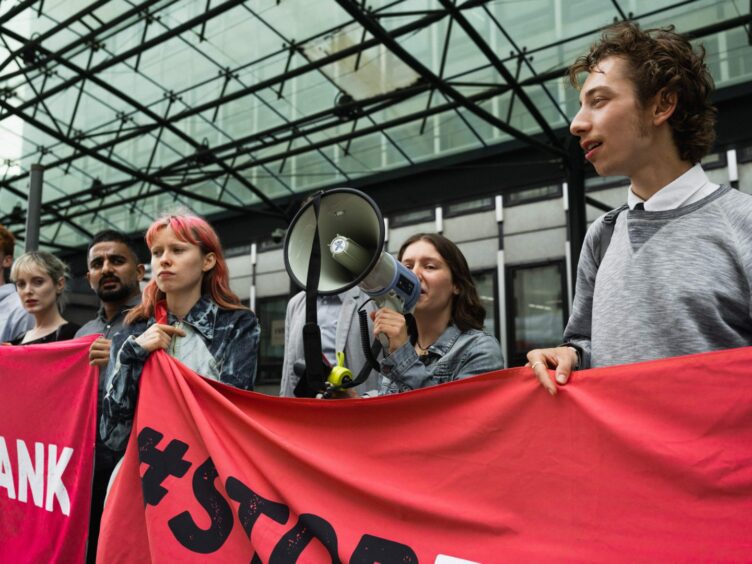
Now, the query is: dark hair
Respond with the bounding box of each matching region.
[569,21,716,164]
[397,233,485,332]
[87,229,141,263]
[0,224,15,256]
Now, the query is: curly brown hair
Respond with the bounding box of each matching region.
[0,225,15,257]
[569,21,716,164]
[398,233,486,332]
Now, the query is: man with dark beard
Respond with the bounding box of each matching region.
[75,230,144,563]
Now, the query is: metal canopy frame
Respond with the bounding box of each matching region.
[0,0,750,254]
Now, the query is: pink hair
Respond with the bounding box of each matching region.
[125,215,246,324]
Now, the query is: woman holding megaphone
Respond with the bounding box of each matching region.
[372,233,503,394]
[101,214,260,452]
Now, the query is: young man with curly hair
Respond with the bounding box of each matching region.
[528,21,752,394]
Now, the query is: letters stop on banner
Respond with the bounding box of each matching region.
[98,346,752,562]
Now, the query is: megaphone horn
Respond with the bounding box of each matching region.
[283,188,420,314]
[284,188,383,294]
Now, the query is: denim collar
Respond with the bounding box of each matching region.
[163,296,218,340]
[425,324,462,357]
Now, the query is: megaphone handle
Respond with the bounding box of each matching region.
[373,294,407,353]
[374,294,405,352]
[377,332,390,350]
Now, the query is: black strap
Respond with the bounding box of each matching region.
[302,193,325,391]
[353,338,382,388]
[594,204,628,267]
[352,304,383,387]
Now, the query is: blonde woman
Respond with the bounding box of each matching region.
[9,251,79,344]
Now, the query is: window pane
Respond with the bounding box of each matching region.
[506,184,561,206]
[472,270,497,339]
[391,208,435,227]
[445,197,494,217]
[255,296,289,386]
[508,262,566,365]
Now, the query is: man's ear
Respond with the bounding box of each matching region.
[136,263,146,282]
[1,254,12,269]
[202,252,217,273]
[652,88,678,126]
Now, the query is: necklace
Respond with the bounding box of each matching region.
[416,340,433,356]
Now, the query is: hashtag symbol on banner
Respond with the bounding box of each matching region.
[138,427,192,506]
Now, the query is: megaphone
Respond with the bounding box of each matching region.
[284,188,420,314]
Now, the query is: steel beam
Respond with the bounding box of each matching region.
[0,99,256,217]
[437,0,562,148]
[0,0,176,76]
[0,78,429,213]
[335,0,566,159]
[29,83,503,219]
[0,0,247,121]
[25,164,43,251]
[0,0,108,74]
[0,0,41,26]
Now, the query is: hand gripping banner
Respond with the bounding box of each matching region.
[0,336,98,563]
[99,347,752,563]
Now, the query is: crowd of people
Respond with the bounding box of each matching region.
[0,20,750,561]
[0,211,503,560]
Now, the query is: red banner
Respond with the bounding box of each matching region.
[99,347,752,563]
[0,336,98,563]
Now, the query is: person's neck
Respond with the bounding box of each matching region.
[102,291,138,322]
[165,288,201,321]
[414,308,452,348]
[630,142,693,201]
[34,307,66,331]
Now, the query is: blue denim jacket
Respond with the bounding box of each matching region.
[379,324,503,394]
[101,296,259,451]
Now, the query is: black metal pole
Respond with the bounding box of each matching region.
[26,164,43,252]
[566,138,586,291]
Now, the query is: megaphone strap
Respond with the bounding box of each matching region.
[348,301,384,388]
[304,192,322,325]
[302,192,326,391]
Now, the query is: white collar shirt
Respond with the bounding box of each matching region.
[628,163,720,211]
[317,293,343,365]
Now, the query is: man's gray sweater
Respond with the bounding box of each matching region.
[565,185,752,368]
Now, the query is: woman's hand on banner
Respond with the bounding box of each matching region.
[135,324,186,353]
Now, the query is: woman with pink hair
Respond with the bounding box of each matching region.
[101,214,259,452]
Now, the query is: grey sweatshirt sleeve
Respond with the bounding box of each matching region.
[562,217,609,369]
[724,200,752,320]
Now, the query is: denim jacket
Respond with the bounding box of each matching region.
[101,296,259,451]
[379,324,503,394]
